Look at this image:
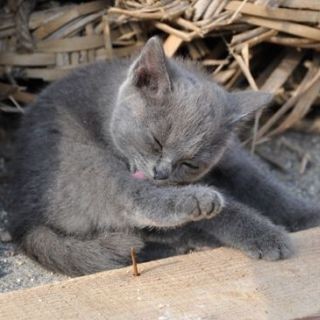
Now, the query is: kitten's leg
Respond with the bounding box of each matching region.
[194,196,293,260]
[139,225,221,255]
[115,176,225,228]
[52,144,226,231]
[206,142,320,231]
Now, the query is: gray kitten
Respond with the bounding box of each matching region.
[8,37,320,276]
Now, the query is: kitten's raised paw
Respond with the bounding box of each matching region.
[244,228,293,261]
[176,187,224,222]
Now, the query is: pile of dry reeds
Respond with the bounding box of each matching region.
[1,0,320,144]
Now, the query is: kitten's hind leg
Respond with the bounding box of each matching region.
[22,226,145,276]
[138,242,180,262]
[194,196,293,260]
[139,226,221,257]
[207,142,320,232]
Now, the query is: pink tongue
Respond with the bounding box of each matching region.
[132,170,146,180]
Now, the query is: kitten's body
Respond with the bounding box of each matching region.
[8,38,319,276]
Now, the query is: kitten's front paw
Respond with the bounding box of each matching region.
[244,228,293,261]
[176,187,224,222]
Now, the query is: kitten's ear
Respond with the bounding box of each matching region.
[129,36,171,97]
[228,91,273,123]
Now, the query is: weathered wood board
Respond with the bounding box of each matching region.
[1,228,320,320]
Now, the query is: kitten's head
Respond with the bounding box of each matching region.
[110,37,271,184]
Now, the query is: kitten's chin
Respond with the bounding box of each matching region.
[131,170,184,186]
[152,179,183,187]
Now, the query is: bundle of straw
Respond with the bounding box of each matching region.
[0,0,320,141]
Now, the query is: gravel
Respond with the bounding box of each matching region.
[0,130,319,293]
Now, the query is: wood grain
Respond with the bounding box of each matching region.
[0,228,320,320]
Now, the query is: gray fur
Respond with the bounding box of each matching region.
[8,37,320,276]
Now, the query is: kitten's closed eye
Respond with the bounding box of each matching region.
[181,161,199,170]
[151,134,162,153]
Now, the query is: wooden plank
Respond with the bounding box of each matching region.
[24,68,72,81]
[0,228,320,320]
[226,1,320,23]
[36,35,104,52]
[0,53,56,66]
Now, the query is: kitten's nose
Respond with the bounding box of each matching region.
[153,166,170,180]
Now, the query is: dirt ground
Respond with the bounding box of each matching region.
[0,130,319,293]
